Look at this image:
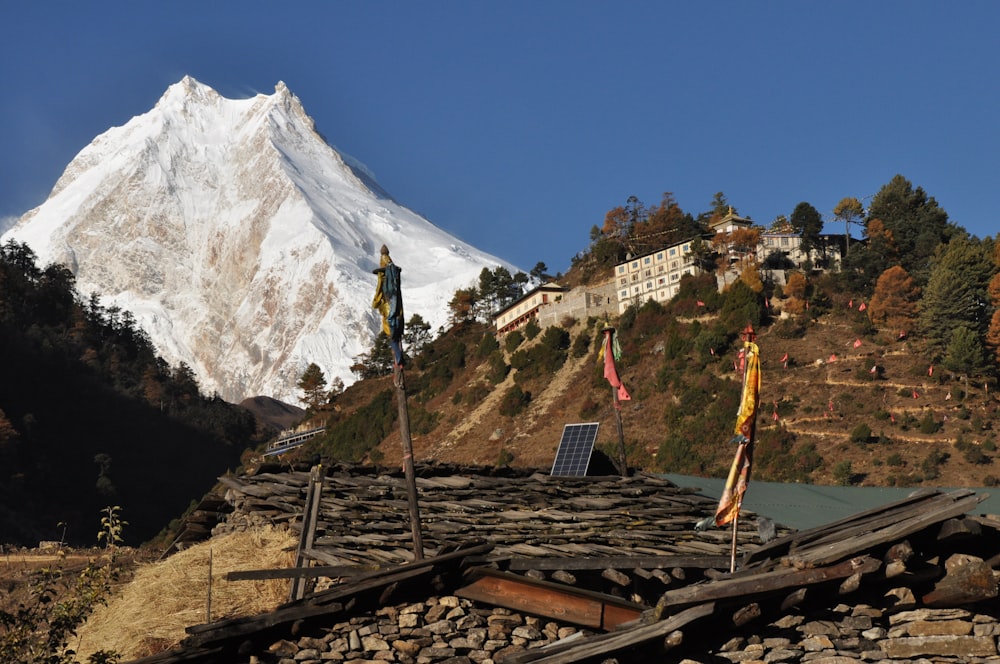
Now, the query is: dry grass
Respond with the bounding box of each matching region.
[73,526,297,660]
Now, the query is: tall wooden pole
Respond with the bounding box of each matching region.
[373,245,424,561]
[603,327,628,477]
[393,364,425,560]
[611,378,627,477]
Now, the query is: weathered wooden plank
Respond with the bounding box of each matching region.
[741,489,954,567]
[456,569,644,630]
[656,555,881,611]
[508,555,731,571]
[787,493,983,568]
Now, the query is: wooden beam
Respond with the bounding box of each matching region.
[456,569,644,630]
[656,555,880,612]
[225,565,375,581]
[508,555,731,571]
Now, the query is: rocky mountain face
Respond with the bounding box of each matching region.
[3,76,511,402]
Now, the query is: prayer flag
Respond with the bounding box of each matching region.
[697,300,705,307]
[372,246,405,365]
[853,339,862,348]
[600,329,631,401]
[928,365,934,376]
[870,365,877,374]
[858,302,867,311]
[715,338,761,527]
[849,299,853,308]
[828,354,838,363]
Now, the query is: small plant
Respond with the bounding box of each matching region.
[832,460,854,486]
[0,507,125,663]
[98,505,127,550]
[918,412,941,434]
[849,423,872,445]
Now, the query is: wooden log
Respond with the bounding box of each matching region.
[456,568,644,630]
[601,568,631,587]
[551,570,577,585]
[732,602,761,627]
[656,555,881,612]
[780,587,807,611]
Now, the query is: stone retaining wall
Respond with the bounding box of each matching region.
[244,590,1000,663]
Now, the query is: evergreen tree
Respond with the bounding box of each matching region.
[789,202,823,260]
[867,174,956,281]
[297,362,328,410]
[918,236,994,357]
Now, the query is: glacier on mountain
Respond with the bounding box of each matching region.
[3,76,514,403]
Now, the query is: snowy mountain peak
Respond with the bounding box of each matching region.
[3,77,513,403]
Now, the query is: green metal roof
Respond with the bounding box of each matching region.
[661,473,999,531]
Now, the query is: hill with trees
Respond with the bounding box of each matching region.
[3,172,999,548]
[289,174,1000,494]
[0,241,266,547]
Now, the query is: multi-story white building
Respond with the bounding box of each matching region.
[613,240,699,314]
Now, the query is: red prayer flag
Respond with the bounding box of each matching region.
[928,365,934,376]
[858,302,867,311]
[912,390,920,399]
[870,365,877,373]
[848,299,853,308]
[601,330,631,401]
[828,353,838,363]
[853,339,862,348]
[697,300,705,307]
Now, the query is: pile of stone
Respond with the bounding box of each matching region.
[256,594,589,664]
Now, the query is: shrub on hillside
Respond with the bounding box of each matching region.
[571,331,591,358]
[499,385,531,417]
[523,319,541,340]
[918,412,941,434]
[486,350,509,384]
[772,317,807,339]
[850,423,873,444]
[504,330,524,353]
[476,332,499,358]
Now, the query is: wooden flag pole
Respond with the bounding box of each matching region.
[729,323,758,574]
[730,500,740,574]
[393,363,425,560]
[373,246,424,561]
[603,327,628,477]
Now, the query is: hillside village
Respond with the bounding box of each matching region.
[295,196,1000,495]
[493,209,846,335]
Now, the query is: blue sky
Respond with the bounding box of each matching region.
[1,2,997,274]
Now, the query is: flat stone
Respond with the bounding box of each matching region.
[360,635,389,651]
[881,635,997,658]
[904,619,973,636]
[801,636,835,651]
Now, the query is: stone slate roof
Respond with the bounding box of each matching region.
[133,462,1000,663]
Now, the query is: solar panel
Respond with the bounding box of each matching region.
[550,422,600,476]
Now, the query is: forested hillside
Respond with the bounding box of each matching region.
[292,175,1000,493]
[0,241,263,547]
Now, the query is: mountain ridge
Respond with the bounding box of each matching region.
[3,76,515,403]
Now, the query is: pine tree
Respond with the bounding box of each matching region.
[297,362,328,411]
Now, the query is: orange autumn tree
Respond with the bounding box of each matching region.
[868,265,921,335]
[783,271,808,314]
[986,247,1000,363]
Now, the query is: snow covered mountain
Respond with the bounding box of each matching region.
[3,76,514,403]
